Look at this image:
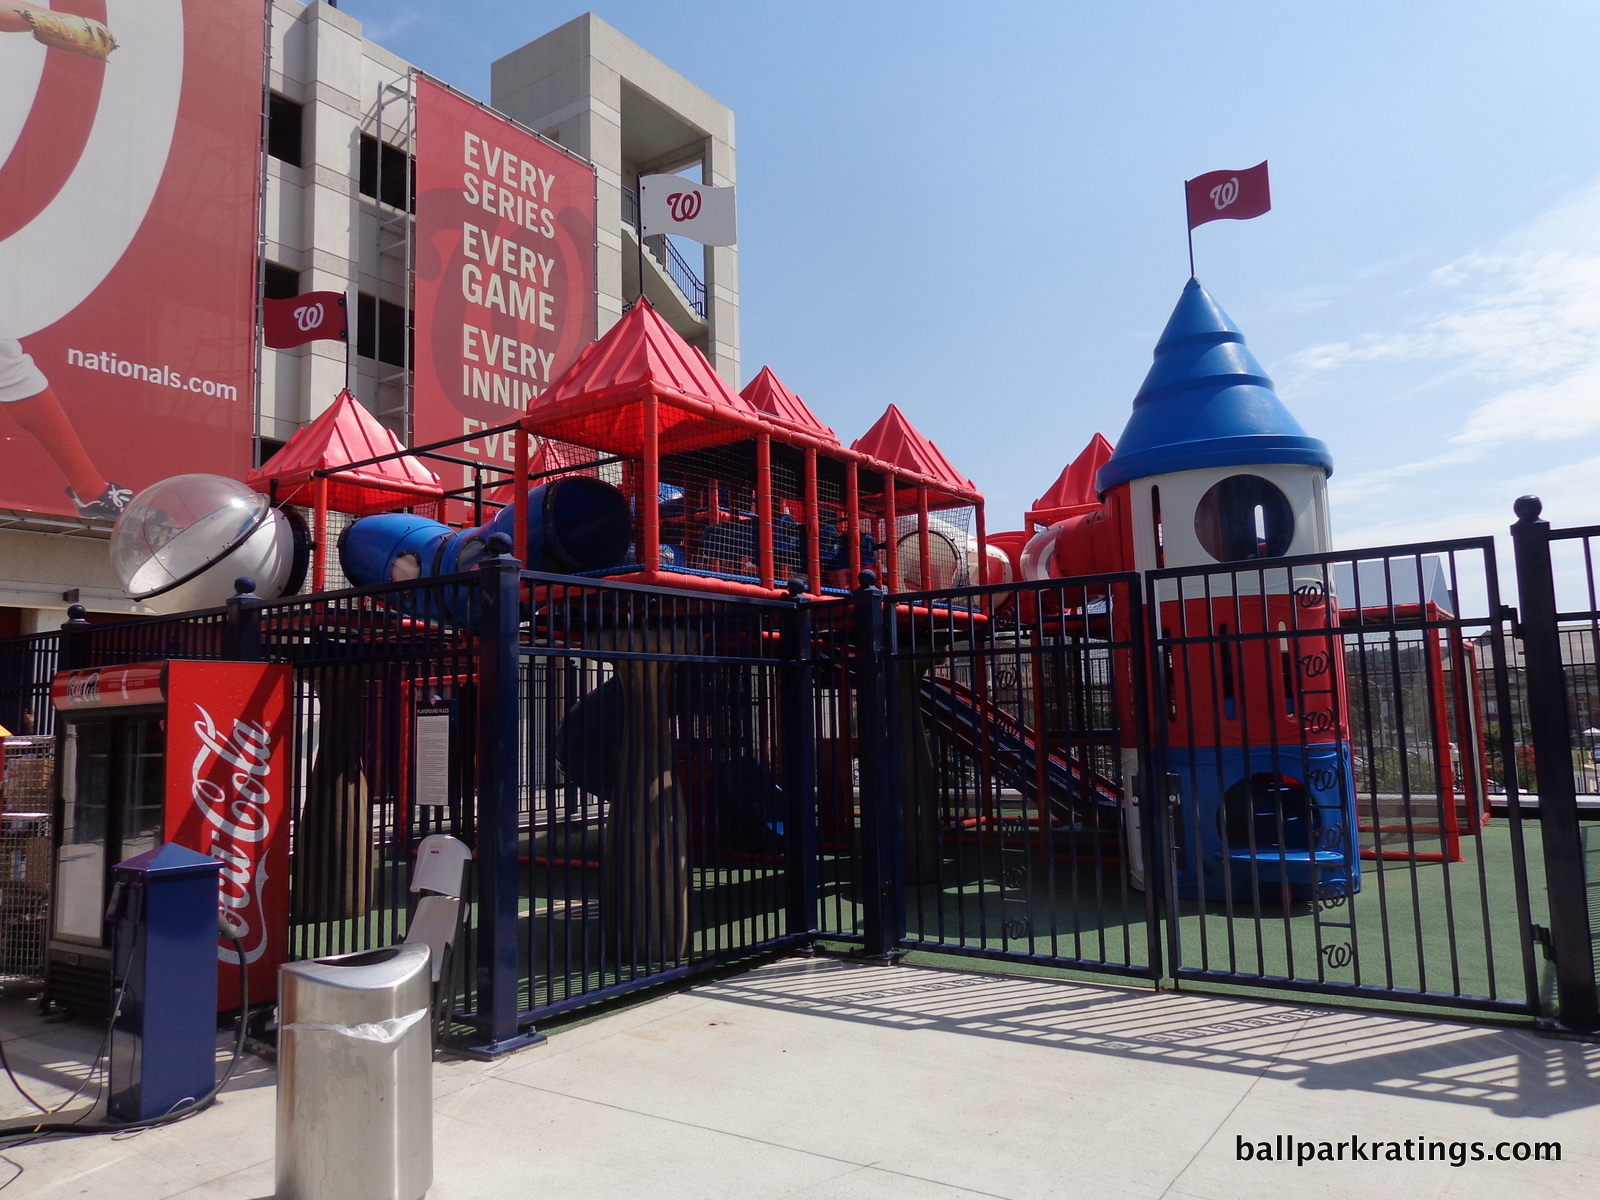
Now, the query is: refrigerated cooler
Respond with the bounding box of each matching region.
[46,661,291,1015]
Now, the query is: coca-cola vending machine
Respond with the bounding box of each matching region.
[46,661,291,1015]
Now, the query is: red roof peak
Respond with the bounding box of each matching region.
[739,367,839,444]
[519,298,759,455]
[1028,434,1113,524]
[245,389,441,514]
[850,404,976,497]
[532,298,752,413]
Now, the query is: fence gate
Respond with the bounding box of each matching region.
[830,574,1162,979]
[1147,538,1541,1016]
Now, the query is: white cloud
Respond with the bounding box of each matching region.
[1453,360,1600,444]
[1277,182,1600,445]
[1265,284,1344,316]
[1334,452,1600,557]
[1327,447,1482,506]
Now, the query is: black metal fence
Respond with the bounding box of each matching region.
[493,568,809,1047]
[1145,539,1539,1016]
[884,574,1161,979]
[3,499,1598,1039]
[0,633,59,739]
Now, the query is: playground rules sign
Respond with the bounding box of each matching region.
[411,77,597,482]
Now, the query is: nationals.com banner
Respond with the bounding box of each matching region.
[0,1,263,519]
[412,76,596,487]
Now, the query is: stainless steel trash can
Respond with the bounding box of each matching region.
[276,943,433,1200]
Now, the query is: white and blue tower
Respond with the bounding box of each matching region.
[1096,279,1358,903]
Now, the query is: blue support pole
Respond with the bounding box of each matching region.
[469,534,542,1056]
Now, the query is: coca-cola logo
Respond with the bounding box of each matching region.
[667,190,702,222]
[190,705,275,965]
[292,302,324,332]
[1210,176,1240,210]
[66,670,101,705]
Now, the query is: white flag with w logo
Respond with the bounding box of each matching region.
[639,175,737,246]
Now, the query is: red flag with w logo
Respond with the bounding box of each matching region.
[263,291,348,349]
[1185,161,1271,230]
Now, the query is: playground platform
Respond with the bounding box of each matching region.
[0,956,1594,1200]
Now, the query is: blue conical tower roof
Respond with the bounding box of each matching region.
[1096,279,1332,492]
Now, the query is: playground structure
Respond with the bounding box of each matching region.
[6,277,1583,1051]
[285,282,1493,907]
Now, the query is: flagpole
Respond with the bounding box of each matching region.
[344,293,352,393]
[635,178,647,309]
[1184,178,1196,279]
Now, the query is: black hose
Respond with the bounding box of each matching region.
[0,925,251,1142]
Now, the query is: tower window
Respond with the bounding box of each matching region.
[1194,474,1294,562]
[1150,485,1165,569]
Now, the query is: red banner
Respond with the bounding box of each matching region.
[162,661,292,1011]
[0,2,265,521]
[412,76,596,489]
[264,292,348,350]
[1185,161,1271,230]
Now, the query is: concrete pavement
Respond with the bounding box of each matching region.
[0,957,1594,1198]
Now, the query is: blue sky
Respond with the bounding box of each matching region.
[338,0,1600,552]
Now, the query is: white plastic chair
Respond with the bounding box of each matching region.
[404,834,470,983]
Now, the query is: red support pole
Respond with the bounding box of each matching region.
[643,397,661,573]
[757,433,774,589]
[917,486,932,592]
[312,476,328,593]
[512,429,529,566]
[845,461,861,583]
[884,476,899,591]
[974,499,989,607]
[805,448,822,596]
[970,495,997,838]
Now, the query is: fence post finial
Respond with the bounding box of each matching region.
[225,578,262,660]
[58,604,91,670]
[1513,495,1543,523]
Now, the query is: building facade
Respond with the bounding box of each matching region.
[0,2,738,635]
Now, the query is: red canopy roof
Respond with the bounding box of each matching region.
[245,389,441,514]
[1027,434,1113,525]
[850,404,976,503]
[739,367,839,445]
[520,298,757,455]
